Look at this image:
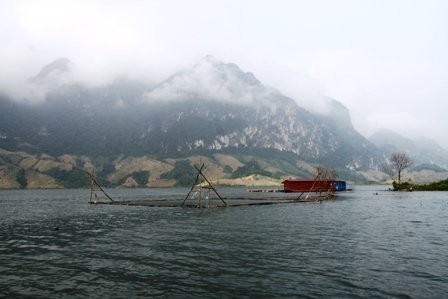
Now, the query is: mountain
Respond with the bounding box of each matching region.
[324,98,354,130]
[0,56,384,187]
[143,56,382,168]
[369,129,448,170]
[29,58,72,83]
[143,55,263,104]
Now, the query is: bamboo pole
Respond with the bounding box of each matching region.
[194,165,227,206]
[86,171,114,202]
[182,163,204,206]
[297,168,322,200]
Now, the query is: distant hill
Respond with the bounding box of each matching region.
[369,129,448,170]
[0,148,330,189]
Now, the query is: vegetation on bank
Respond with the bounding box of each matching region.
[44,168,88,188]
[2,146,448,190]
[161,160,196,186]
[392,178,448,191]
[16,168,27,189]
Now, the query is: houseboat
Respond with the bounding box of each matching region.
[282,179,346,192]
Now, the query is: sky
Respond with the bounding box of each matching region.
[1,0,448,147]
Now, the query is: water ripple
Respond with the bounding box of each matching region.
[1,187,447,298]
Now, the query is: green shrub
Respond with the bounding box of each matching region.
[413,179,448,191]
[392,181,412,191]
[16,168,27,189]
[45,168,87,188]
[161,160,196,186]
[223,165,233,174]
[133,171,150,187]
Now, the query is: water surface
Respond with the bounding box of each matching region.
[1,186,447,298]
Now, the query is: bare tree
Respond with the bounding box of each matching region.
[389,152,412,183]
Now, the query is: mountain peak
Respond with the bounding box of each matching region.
[143,56,264,104]
[326,98,353,129]
[30,58,72,83]
[193,55,261,86]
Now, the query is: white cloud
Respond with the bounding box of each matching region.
[143,56,267,105]
[1,0,448,147]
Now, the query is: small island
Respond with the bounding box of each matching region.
[381,152,448,191]
[393,179,448,191]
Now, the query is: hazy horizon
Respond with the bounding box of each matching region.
[1,0,448,148]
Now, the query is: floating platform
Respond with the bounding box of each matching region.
[246,189,282,193]
[89,193,334,208]
[86,165,336,209]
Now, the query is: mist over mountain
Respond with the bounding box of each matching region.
[16,56,448,186]
[1,56,381,166]
[29,58,72,83]
[369,129,448,170]
[143,55,269,105]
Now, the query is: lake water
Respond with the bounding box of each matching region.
[0,186,447,298]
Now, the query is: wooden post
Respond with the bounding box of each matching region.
[182,163,227,207]
[86,171,114,202]
[182,164,204,207]
[194,165,227,206]
[297,168,322,201]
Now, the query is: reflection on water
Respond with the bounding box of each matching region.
[0,186,447,298]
